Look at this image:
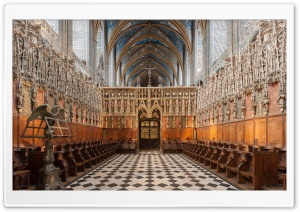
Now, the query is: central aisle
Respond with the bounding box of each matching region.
[66,153,238,191]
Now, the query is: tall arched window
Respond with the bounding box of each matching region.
[72,20,89,64]
[45,20,59,34]
[209,20,228,66]
[197,28,203,74]
[239,20,254,40]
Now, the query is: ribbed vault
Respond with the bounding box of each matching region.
[106,20,193,87]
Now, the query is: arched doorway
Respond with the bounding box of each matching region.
[138,108,160,150]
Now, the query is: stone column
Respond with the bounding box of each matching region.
[177,61,182,86]
[201,21,208,83]
[191,21,197,86]
[89,21,97,83]
[59,20,73,58]
[110,45,116,86]
[103,21,109,83]
[183,45,187,86]
[232,20,239,57]
[119,61,123,87]
[173,72,176,86]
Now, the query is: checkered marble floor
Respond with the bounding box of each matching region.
[66,154,238,191]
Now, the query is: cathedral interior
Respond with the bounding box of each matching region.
[12,19,287,191]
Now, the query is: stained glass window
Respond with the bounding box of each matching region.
[239,20,254,38]
[72,20,89,63]
[45,20,59,34]
[96,26,103,61]
[209,20,228,66]
[197,29,203,74]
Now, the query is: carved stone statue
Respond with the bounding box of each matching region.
[137,77,140,87]
[31,85,38,111]
[16,82,24,113]
[158,76,162,87]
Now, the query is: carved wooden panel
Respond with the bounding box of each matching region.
[203,127,210,140]
[245,120,254,145]
[217,124,223,141]
[267,115,283,147]
[255,117,267,146]
[13,116,18,147]
[229,123,236,142]
[77,124,83,141]
[236,121,245,144]
[197,128,202,140]
[210,125,217,141]
[181,128,193,140]
[68,122,77,142]
[223,123,229,142]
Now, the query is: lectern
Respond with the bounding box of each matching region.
[21,104,72,190]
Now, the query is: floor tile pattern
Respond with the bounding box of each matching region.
[66,154,238,191]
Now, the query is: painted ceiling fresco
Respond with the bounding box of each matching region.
[106,20,193,87]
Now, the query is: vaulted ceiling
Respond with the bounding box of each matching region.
[106,20,193,87]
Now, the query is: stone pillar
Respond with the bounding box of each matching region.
[177,61,182,86]
[183,47,186,86]
[111,46,116,86]
[103,21,109,83]
[232,20,239,57]
[116,62,120,86]
[107,44,116,87]
[89,21,97,83]
[173,73,176,86]
[191,21,197,86]
[119,61,123,87]
[59,20,73,59]
[227,20,239,58]
[201,21,208,83]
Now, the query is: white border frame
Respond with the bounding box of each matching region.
[3,3,294,207]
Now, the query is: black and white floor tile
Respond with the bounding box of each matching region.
[66,154,238,191]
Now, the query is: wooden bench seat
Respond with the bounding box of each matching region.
[163,142,171,154]
[86,142,97,165]
[239,171,253,178]
[226,150,244,179]
[71,144,85,172]
[13,170,30,190]
[91,142,101,163]
[210,147,222,169]
[79,143,92,168]
[170,142,177,153]
[193,144,203,161]
[204,146,215,166]
[53,149,69,182]
[199,146,208,163]
[61,144,78,176]
[237,149,278,190]
[179,141,282,190]
[129,142,136,154]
